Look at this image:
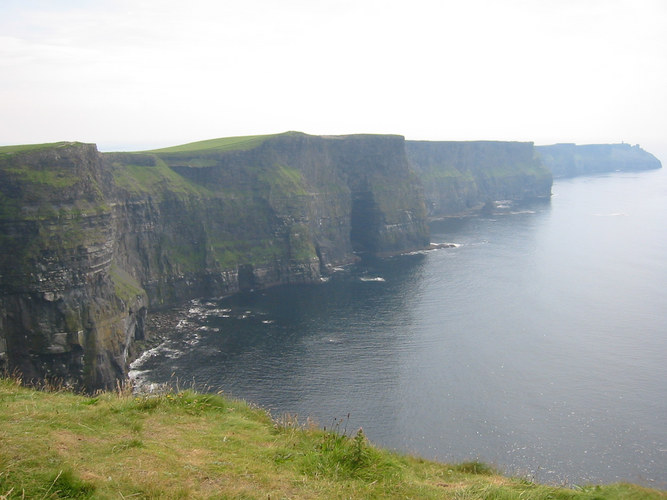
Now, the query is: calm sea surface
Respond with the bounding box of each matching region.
[132,169,667,488]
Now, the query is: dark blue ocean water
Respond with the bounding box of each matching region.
[132,169,667,488]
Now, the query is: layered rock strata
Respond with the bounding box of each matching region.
[0,133,429,389]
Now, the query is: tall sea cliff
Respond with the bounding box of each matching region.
[6,132,654,390]
[0,133,431,389]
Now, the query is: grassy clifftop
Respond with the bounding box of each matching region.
[0,379,662,499]
[145,132,287,154]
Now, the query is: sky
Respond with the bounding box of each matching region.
[1,0,666,159]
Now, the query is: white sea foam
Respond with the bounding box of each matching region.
[127,368,150,390]
[128,369,167,394]
[187,307,206,317]
[161,347,185,359]
[431,242,461,248]
[129,343,164,369]
[176,319,190,329]
[183,333,201,346]
[207,308,232,316]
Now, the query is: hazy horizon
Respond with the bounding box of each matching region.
[1,1,666,160]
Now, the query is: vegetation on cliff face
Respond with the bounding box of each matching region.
[0,378,663,499]
[0,133,431,389]
[536,143,662,178]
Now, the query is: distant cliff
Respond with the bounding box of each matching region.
[2,133,595,390]
[0,133,429,390]
[406,141,553,216]
[536,143,662,178]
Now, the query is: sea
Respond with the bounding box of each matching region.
[131,168,667,488]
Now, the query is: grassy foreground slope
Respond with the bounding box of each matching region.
[0,379,663,499]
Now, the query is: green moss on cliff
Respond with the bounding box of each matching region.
[420,165,476,182]
[0,141,83,155]
[110,156,211,199]
[109,265,147,304]
[0,191,20,218]
[288,223,317,262]
[2,165,79,189]
[259,164,309,197]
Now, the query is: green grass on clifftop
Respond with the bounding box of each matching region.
[145,134,282,154]
[0,378,663,499]
[0,142,84,155]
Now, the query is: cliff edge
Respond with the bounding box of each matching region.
[0,133,429,389]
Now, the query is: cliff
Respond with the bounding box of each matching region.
[0,133,429,390]
[406,141,553,216]
[0,142,148,390]
[2,133,598,389]
[536,143,662,178]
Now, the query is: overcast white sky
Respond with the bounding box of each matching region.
[1,0,665,158]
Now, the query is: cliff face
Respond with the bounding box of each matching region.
[107,133,429,303]
[0,143,147,390]
[406,141,553,216]
[0,133,429,389]
[536,143,662,178]
[8,133,619,389]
